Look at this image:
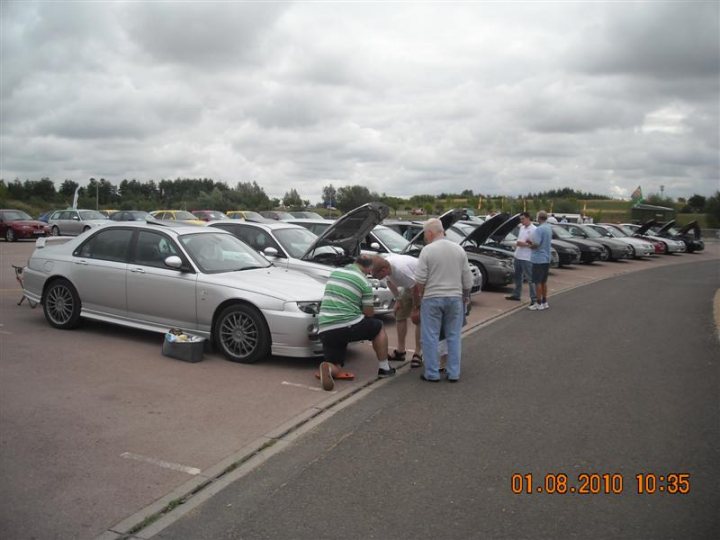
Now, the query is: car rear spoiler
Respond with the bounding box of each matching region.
[35,236,73,248]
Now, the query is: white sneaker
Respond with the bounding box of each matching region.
[528,303,541,311]
[542,302,549,310]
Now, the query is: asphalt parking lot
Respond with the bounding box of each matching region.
[0,240,717,539]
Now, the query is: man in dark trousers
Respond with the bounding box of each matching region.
[317,255,395,391]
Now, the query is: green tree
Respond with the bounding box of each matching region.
[227,181,270,210]
[60,179,79,199]
[686,194,706,213]
[23,177,56,200]
[322,184,337,207]
[197,187,227,211]
[283,188,303,208]
[336,185,374,212]
[705,191,720,228]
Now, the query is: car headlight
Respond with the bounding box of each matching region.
[294,301,321,315]
[369,278,387,289]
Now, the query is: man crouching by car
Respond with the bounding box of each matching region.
[317,255,396,391]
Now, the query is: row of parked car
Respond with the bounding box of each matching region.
[0,207,331,242]
[15,203,704,365]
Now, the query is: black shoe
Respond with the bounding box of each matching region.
[420,374,440,382]
[447,378,460,383]
[378,367,396,378]
[505,295,520,301]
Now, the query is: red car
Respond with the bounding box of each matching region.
[191,210,230,222]
[0,209,50,241]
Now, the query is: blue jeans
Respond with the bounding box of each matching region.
[511,259,536,302]
[420,296,464,380]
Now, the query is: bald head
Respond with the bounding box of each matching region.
[423,218,444,234]
[423,217,445,244]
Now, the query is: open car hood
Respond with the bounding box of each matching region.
[461,212,509,246]
[635,219,658,235]
[301,202,389,261]
[678,220,701,238]
[401,208,466,252]
[489,213,520,243]
[656,220,676,235]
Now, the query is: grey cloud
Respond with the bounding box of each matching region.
[572,2,719,79]
[1,2,717,199]
[124,3,288,69]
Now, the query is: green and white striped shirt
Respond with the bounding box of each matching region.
[318,264,374,333]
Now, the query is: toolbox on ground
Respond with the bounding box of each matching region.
[162,331,205,363]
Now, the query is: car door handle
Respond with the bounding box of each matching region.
[74,260,89,265]
[130,267,146,274]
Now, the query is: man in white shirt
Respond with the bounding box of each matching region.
[371,254,423,368]
[415,218,474,382]
[506,212,537,305]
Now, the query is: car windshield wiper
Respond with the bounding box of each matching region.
[236,265,270,271]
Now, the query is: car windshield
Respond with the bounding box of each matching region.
[372,226,409,253]
[617,225,636,236]
[180,232,271,273]
[579,226,602,238]
[593,226,614,237]
[200,211,229,220]
[131,211,150,219]
[666,227,680,235]
[274,227,340,258]
[292,211,324,219]
[453,223,477,236]
[445,228,467,243]
[552,225,573,238]
[174,211,197,220]
[79,210,108,220]
[241,211,264,220]
[3,210,32,220]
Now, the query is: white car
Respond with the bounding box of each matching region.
[22,223,325,363]
[209,203,397,314]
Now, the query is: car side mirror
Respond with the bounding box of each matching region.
[165,255,183,269]
[73,216,80,221]
[370,242,381,251]
[263,247,279,258]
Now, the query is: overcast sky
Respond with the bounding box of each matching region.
[1,1,718,202]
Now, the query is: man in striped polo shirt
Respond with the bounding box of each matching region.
[317,255,395,391]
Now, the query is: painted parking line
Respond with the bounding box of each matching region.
[120,452,201,476]
[281,381,336,393]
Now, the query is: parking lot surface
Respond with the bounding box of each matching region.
[155,259,720,540]
[0,240,717,539]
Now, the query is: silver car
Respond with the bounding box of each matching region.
[210,203,397,314]
[621,223,686,254]
[586,224,655,258]
[22,223,325,363]
[48,209,109,236]
[287,219,412,256]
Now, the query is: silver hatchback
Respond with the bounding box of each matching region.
[22,223,325,363]
[48,209,109,236]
